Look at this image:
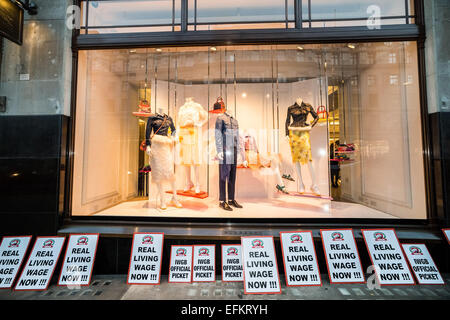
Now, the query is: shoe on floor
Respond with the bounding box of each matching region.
[228,200,243,208]
[282,174,295,182]
[311,185,321,196]
[171,198,183,208]
[219,201,233,211]
[298,184,305,194]
[276,184,289,194]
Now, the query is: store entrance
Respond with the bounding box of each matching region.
[72,43,426,220]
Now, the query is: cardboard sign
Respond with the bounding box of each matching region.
[320,229,365,284]
[362,229,414,285]
[193,245,215,282]
[58,234,99,286]
[127,233,164,285]
[221,244,243,282]
[168,245,193,283]
[280,231,321,286]
[402,244,445,285]
[241,236,281,294]
[0,236,32,289]
[443,229,450,244]
[15,237,65,291]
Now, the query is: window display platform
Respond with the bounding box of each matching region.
[78,195,396,219]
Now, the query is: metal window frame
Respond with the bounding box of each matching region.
[65,0,436,227]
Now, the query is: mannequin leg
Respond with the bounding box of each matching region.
[193,165,200,193]
[184,165,194,191]
[295,162,305,193]
[307,161,320,195]
[170,180,183,208]
[156,182,167,210]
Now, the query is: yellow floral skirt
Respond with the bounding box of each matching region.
[289,130,312,165]
[179,126,201,165]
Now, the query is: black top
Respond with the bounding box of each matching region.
[145,113,176,147]
[285,101,319,136]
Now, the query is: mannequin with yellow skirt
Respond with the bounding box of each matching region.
[285,97,320,196]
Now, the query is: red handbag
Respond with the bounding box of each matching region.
[316,106,328,119]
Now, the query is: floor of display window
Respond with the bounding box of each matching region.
[77,195,397,219]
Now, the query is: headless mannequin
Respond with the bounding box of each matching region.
[179,97,206,194]
[146,107,182,209]
[285,97,320,195]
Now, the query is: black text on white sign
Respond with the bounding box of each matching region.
[402,244,444,285]
[0,236,32,288]
[193,245,215,282]
[221,244,243,282]
[168,246,193,283]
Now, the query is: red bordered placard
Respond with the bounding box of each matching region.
[57,233,100,287]
[0,235,32,290]
[442,229,450,244]
[127,232,164,285]
[192,244,216,283]
[221,244,243,282]
[401,243,445,286]
[320,228,366,284]
[14,236,66,291]
[168,245,193,284]
[279,231,322,287]
[241,236,281,295]
[361,228,415,286]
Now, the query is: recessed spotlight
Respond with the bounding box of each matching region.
[296,46,304,51]
[156,48,162,52]
[210,47,217,51]
[347,44,356,49]
[129,49,136,53]
[242,93,247,98]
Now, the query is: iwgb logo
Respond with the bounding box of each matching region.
[198,248,209,256]
[176,248,187,256]
[8,239,21,248]
[227,247,238,256]
[42,239,55,248]
[142,235,154,244]
[290,234,303,243]
[76,236,89,245]
[374,232,387,241]
[409,246,423,255]
[251,239,264,249]
[331,232,344,241]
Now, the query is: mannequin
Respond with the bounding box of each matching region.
[177,97,208,194]
[285,97,320,195]
[214,99,247,211]
[146,107,182,209]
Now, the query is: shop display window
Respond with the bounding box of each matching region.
[73,42,426,219]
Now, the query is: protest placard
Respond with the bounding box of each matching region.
[362,229,414,285]
[221,244,243,282]
[443,229,450,244]
[279,231,321,286]
[127,233,164,285]
[58,234,99,286]
[320,229,365,284]
[0,236,32,289]
[402,243,444,285]
[14,237,65,291]
[241,236,281,294]
[168,245,193,283]
[192,245,215,282]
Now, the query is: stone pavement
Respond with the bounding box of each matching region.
[0,274,449,300]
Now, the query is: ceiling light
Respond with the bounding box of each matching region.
[297,46,304,51]
[242,93,247,98]
[347,44,356,49]
[156,48,162,52]
[210,47,217,51]
[129,49,136,53]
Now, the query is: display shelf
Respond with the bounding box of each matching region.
[132,111,154,118]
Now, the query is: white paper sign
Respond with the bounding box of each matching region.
[127,233,164,284]
[241,236,281,294]
[443,229,450,244]
[58,234,99,286]
[321,229,365,283]
[280,231,321,286]
[15,237,65,291]
[221,244,243,282]
[168,245,193,283]
[362,229,414,285]
[0,236,32,288]
[193,245,215,282]
[402,244,444,285]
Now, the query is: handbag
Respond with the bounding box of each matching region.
[316,106,328,119]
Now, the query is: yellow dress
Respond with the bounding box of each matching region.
[289,129,312,164]
[179,125,201,165]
